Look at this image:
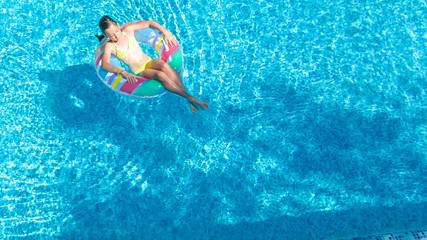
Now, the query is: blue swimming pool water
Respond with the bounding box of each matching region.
[0,0,426,239]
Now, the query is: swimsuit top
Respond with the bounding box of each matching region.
[113,32,138,60]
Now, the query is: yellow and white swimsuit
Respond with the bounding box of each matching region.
[113,32,138,59]
[133,58,152,75]
[113,32,152,75]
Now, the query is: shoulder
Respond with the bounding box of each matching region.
[104,41,113,48]
[121,25,134,36]
[104,41,116,53]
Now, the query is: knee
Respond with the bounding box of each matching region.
[155,71,168,81]
[161,62,171,72]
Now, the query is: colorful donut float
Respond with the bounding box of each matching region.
[94,21,183,98]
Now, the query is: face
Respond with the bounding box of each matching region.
[104,24,122,42]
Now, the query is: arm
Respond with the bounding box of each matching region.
[101,43,137,84]
[101,43,119,73]
[128,20,178,46]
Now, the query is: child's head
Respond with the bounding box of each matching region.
[99,16,117,32]
[99,15,121,41]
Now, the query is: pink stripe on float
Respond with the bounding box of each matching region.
[167,47,180,63]
[119,76,150,93]
[161,43,179,62]
[96,53,103,67]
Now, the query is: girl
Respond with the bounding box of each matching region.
[98,16,209,113]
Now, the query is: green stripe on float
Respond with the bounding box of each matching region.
[134,80,163,96]
[168,51,183,72]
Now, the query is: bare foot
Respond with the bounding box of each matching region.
[189,102,199,113]
[193,101,209,111]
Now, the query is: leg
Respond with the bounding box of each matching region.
[146,59,209,113]
[149,59,185,89]
[148,59,197,112]
[141,69,209,113]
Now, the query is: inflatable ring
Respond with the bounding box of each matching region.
[94,21,184,98]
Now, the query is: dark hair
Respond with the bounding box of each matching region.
[94,15,118,42]
[95,34,104,42]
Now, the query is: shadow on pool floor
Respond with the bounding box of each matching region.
[38,64,426,240]
[58,191,426,240]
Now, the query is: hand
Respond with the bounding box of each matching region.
[123,71,137,84]
[164,33,178,46]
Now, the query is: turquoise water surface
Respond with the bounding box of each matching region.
[0,0,426,239]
